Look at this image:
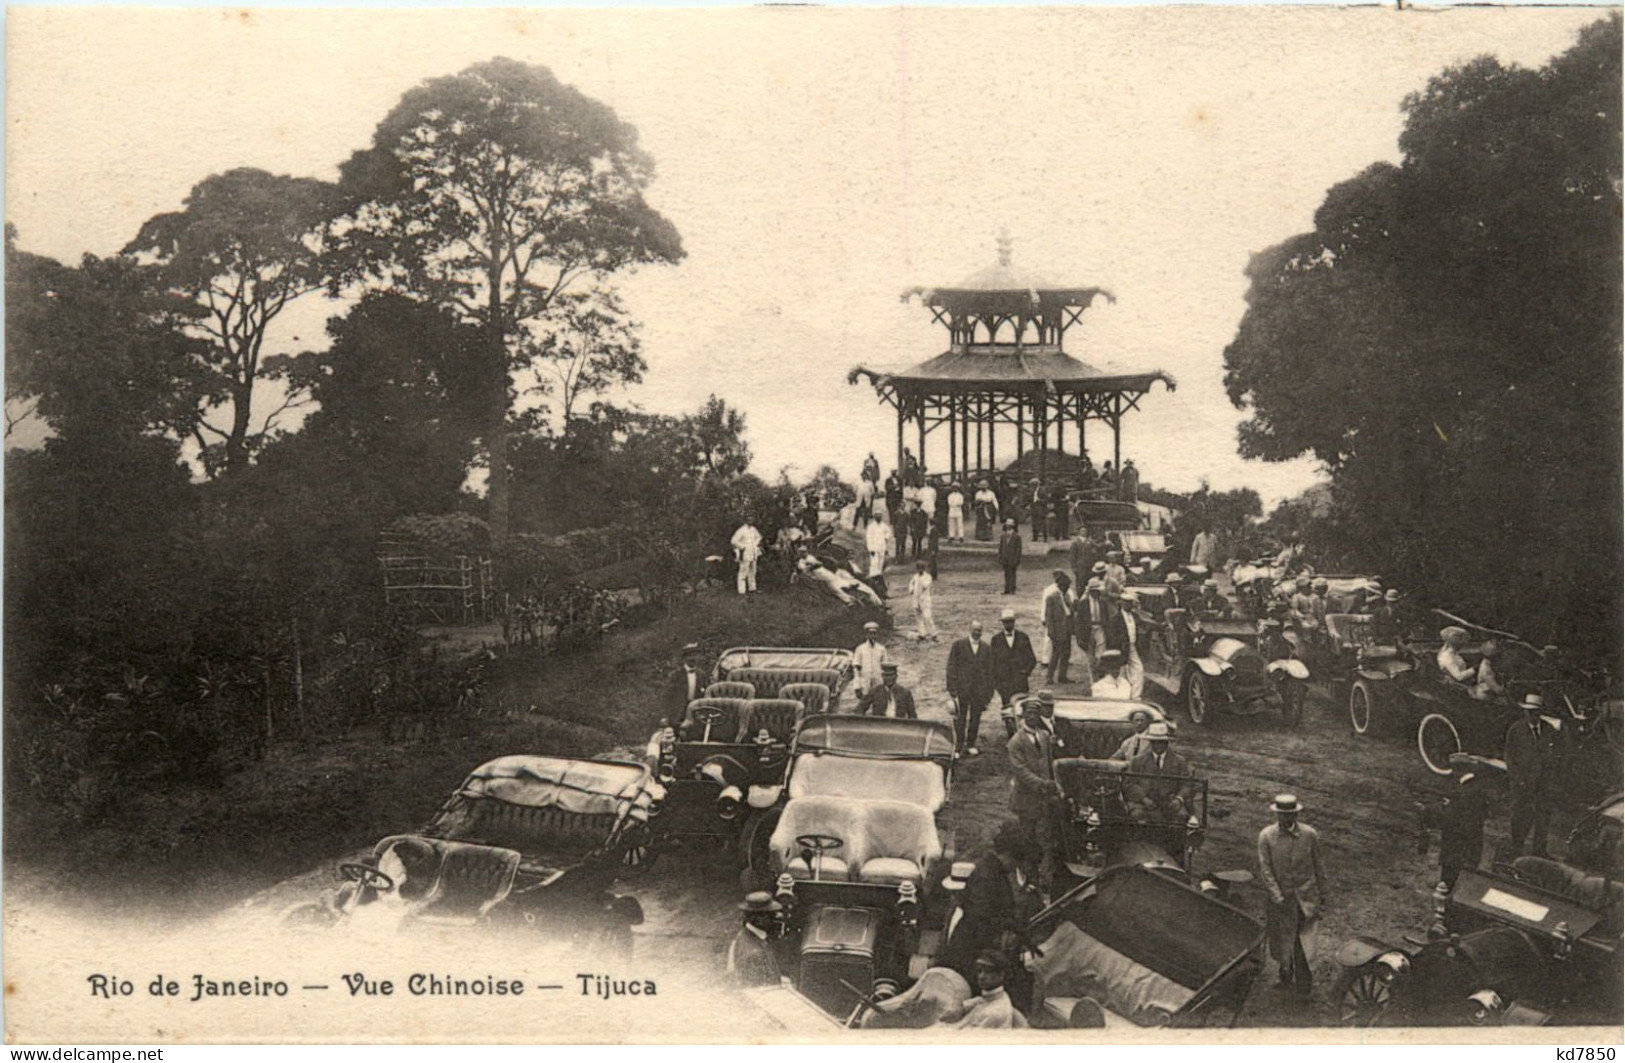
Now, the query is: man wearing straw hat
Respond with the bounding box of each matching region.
[1504,691,1566,858]
[726,892,783,987]
[939,823,1031,984]
[1257,794,1329,996]
[997,517,1024,595]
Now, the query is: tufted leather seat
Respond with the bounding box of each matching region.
[859,857,925,887]
[1513,856,1625,931]
[679,697,748,742]
[705,681,756,701]
[780,682,831,717]
[786,855,851,880]
[433,798,619,855]
[729,667,844,700]
[737,698,805,743]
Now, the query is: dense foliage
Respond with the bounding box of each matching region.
[1223,17,1622,661]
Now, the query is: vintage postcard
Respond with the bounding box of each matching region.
[4,2,1620,1045]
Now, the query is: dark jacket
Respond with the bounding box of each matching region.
[857,682,918,719]
[1069,537,1097,581]
[988,629,1037,694]
[1007,725,1057,816]
[1073,593,1111,648]
[946,637,995,701]
[1124,748,1195,809]
[939,851,1019,983]
[666,666,705,721]
[908,507,929,540]
[1504,716,1566,798]
[998,531,1023,568]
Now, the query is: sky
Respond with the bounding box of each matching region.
[5,5,1607,508]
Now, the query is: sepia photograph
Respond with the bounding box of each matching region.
[3,2,1621,1044]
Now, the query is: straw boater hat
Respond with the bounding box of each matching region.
[1120,590,1136,603]
[1520,692,1545,712]
[1086,578,1104,592]
[1004,518,1016,527]
[738,891,783,914]
[1092,561,1108,574]
[682,642,702,656]
[864,621,880,633]
[1001,607,1017,621]
[1203,579,1220,590]
[1385,589,1401,602]
[1270,794,1302,814]
[1166,572,1184,584]
[1146,721,1173,741]
[942,860,976,891]
[1440,626,1469,645]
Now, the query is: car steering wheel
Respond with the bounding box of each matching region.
[690,705,729,741]
[796,834,845,853]
[338,862,395,893]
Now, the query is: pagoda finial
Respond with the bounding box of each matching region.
[996,227,1013,268]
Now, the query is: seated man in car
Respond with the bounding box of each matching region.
[1436,626,1476,686]
[1473,640,1505,701]
[1289,576,1317,633]
[948,951,1022,1029]
[1195,579,1233,619]
[1124,722,1194,824]
[1258,618,1295,665]
[1091,650,1132,700]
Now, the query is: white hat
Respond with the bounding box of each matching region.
[1000,608,1017,621]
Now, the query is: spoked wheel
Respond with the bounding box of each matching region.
[1417,713,1461,776]
[739,806,782,883]
[1185,672,1211,725]
[1349,679,1377,736]
[620,838,659,875]
[1338,967,1395,1026]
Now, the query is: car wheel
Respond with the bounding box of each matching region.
[1185,672,1211,725]
[620,839,659,875]
[1337,966,1395,1027]
[1417,713,1460,777]
[1349,679,1378,736]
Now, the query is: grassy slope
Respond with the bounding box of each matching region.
[6,580,881,921]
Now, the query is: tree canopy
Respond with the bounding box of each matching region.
[1223,15,1622,659]
[334,57,684,541]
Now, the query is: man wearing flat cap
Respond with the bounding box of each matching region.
[998,518,1024,595]
[857,661,917,719]
[1124,722,1195,823]
[989,608,1037,736]
[1257,794,1329,995]
[727,892,784,987]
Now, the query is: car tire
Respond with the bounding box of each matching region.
[1417,713,1460,777]
[1185,671,1211,725]
[1349,679,1379,737]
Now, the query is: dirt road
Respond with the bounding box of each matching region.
[627,547,1522,1026]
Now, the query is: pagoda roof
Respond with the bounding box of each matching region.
[849,348,1175,395]
[905,232,1112,307]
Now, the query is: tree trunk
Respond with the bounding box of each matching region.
[486,267,512,544]
[224,378,254,473]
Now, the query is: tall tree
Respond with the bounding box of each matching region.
[334,57,684,542]
[1223,16,1622,659]
[525,287,646,426]
[126,168,340,475]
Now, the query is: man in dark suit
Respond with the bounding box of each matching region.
[1504,692,1567,857]
[1007,696,1063,890]
[908,501,928,560]
[856,662,917,718]
[946,620,995,756]
[1042,570,1075,685]
[988,608,1037,735]
[997,518,1023,595]
[1124,722,1195,823]
[665,643,706,721]
[1069,532,1097,590]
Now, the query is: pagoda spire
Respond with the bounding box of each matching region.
[996,227,1013,267]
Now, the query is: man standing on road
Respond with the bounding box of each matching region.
[946,482,966,543]
[865,513,892,585]
[908,500,929,560]
[1069,530,1097,591]
[731,516,763,596]
[908,560,938,640]
[1075,577,1109,670]
[998,518,1024,595]
[857,662,917,718]
[1041,571,1075,686]
[939,824,1030,983]
[853,621,890,697]
[1504,692,1566,857]
[1116,589,1146,697]
[1190,525,1218,570]
[1007,695,1063,893]
[1257,794,1329,997]
[989,608,1037,736]
[727,892,784,987]
[1121,459,1140,504]
[946,621,995,756]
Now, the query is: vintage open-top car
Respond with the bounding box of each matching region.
[745,715,959,1018]
[1036,693,1169,759]
[1111,530,1209,587]
[713,646,855,704]
[1138,602,1308,727]
[1024,864,1266,1028]
[283,755,663,953]
[1335,850,1622,1026]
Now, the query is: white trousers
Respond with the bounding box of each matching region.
[1126,645,1145,698]
[915,598,937,637]
[947,512,964,540]
[737,557,757,594]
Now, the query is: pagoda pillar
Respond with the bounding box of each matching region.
[896,403,905,477]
